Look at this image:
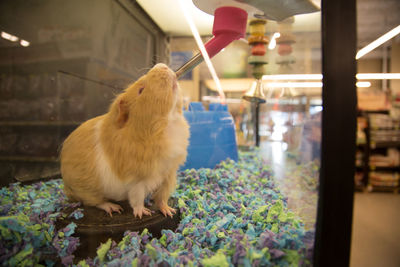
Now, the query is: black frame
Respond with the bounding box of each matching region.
[314,0,357,266]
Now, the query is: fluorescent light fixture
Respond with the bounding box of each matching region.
[356,73,400,80]
[262,73,400,81]
[266,82,323,88]
[20,39,30,47]
[1,31,18,42]
[356,25,400,59]
[268,32,281,50]
[355,81,371,88]
[263,74,323,80]
[1,31,30,47]
[265,81,370,88]
[202,96,242,103]
[178,0,226,102]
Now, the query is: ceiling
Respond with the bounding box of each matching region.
[357,0,400,47]
[137,0,321,36]
[137,0,400,49]
[137,0,214,36]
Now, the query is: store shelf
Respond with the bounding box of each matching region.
[367,184,399,193]
[355,184,365,192]
[370,141,400,149]
[369,166,400,172]
[357,110,390,115]
[355,113,400,193]
[370,126,400,130]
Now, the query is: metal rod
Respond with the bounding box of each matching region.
[255,102,260,147]
[175,52,204,79]
[58,70,123,91]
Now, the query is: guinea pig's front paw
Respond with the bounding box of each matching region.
[157,202,176,218]
[133,206,152,219]
[96,202,124,217]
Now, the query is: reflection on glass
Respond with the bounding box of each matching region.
[0,0,322,265]
[231,6,322,260]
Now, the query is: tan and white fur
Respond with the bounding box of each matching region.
[60,63,190,218]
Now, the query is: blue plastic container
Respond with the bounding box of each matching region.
[181,102,238,170]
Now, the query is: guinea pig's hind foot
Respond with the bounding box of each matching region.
[133,206,152,219]
[96,202,124,217]
[157,202,176,218]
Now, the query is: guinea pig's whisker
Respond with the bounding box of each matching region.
[137,67,152,76]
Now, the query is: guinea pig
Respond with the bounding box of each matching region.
[60,63,190,218]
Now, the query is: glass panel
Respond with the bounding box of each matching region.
[355,0,400,192]
[0,0,156,184]
[1,0,165,264]
[351,0,400,265]
[175,3,322,265]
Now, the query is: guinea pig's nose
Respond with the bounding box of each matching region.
[154,63,168,70]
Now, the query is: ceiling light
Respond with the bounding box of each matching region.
[265,81,370,88]
[268,32,281,50]
[20,39,30,47]
[178,0,225,102]
[356,25,400,59]
[355,81,371,88]
[262,73,400,81]
[356,73,400,80]
[202,96,242,103]
[263,74,323,80]
[266,82,323,88]
[1,31,18,42]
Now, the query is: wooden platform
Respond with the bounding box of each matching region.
[56,198,180,260]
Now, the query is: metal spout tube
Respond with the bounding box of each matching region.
[175,52,203,79]
[175,6,247,79]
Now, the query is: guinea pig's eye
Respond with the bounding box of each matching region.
[138,87,145,95]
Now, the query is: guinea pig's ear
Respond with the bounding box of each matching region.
[116,98,129,128]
